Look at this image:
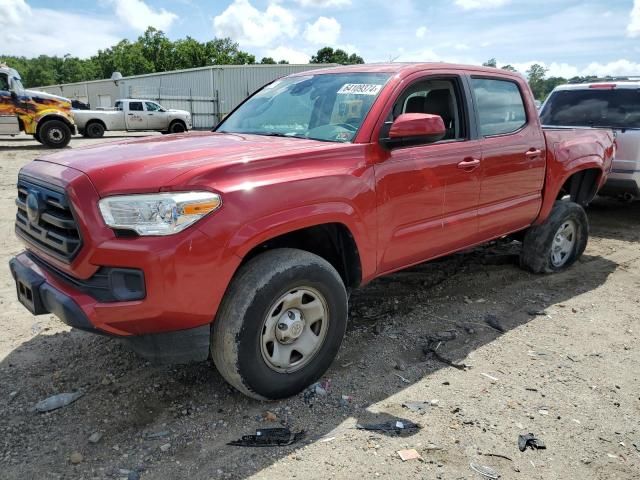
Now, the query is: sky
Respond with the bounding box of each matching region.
[1,0,640,77]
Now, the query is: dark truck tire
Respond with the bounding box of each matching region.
[39,120,71,148]
[84,121,105,138]
[168,120,186,133]
[211,248,348,400]
[520,201,588,273]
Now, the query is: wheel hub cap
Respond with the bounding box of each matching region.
[49,129,62,141]
[260,287,329,373]
[276,309,304,343]
[550,220,576,267]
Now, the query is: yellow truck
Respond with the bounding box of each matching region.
[0,64,76,148]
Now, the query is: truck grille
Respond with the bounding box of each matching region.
[15,177,82,262]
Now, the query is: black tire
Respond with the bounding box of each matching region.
[85,121,105,138]
[211,248,348,400]
[169,120,186,134]
[39,120,71,148]
[33,131,42,143]
[520,201,588,273]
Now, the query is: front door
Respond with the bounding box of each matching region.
[375,75,481,273]
[0,72,20,135]
[125,101,147,130]
[470,77,546,239]
[144,101,166,129]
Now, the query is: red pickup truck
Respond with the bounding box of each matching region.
[10,63,614,400]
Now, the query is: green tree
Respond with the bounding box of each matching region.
[526,63,548,100]
[311,47,364,64]
[501,64,517,72]
[482,58,497,68]
[260,57,276,64]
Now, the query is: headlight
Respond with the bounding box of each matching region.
[98,192,221,236]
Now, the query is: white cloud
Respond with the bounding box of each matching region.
[304,16,341,44]
[0,0,30,27]
[506,59,640,78]
[455,0,509,10]
[0,0,120,58]
[112,0,178,32]
[295,0,351,7]
[415,26,428,38]
[213,0,297,47]
[628,0,640,37]
[265,46,310,64]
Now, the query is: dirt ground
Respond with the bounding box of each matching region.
[0,133,638,480]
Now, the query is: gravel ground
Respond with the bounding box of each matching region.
[0,133,638,480]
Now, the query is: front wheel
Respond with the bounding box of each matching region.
[168,120,186,134]
[520,201,588,273]
[211,249,348,400]
[39,120,71,148]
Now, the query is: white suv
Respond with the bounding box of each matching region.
[540,82,640,201]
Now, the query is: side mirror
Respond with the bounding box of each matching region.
[388,113,446,144]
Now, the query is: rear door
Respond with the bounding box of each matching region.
[470,76,546,239]
[0,72,20,135]
[375,73,482,273]
[125,101,147,130]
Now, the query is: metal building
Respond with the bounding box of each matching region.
[38,64,333,129]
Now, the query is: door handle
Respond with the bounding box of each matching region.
[525,149,542,158]
[457,158,480,170]
[127,113,134,116]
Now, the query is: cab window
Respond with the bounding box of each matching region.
[388,77,467,141]
[0,73,9,92]
[145,102,161,111]
[129,102,143,111]
[114,101,122,110]
[471,78,527,136]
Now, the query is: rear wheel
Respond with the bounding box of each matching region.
[520,201,588,273]
[211,249,348,400]
[84,121,105,138]
[39,120,71,148]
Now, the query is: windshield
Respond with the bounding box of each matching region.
[216,72,391,143]
[540,88,640,129]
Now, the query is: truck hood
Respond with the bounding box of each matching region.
[24,89,71,104]
[37,131,349,196]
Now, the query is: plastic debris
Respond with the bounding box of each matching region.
[228,428,304,447]
[356,420,421,435]
[518,433,547,452]
[393,373,411,384]
[470,462,500,479]
[34,391,83,412]
[481,373,499,382]
[402,401,431,413]
[397,449,421,461]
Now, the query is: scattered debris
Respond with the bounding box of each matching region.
[340,395,353,407]
[159,443,171,452]
[263,411,277,422]
[88,432,103,444]
[518,433,547,452]
[303,379,331,403]
[423,346,469,370]
[356,420,421,435]
[397,449,421,461]
[402,400,437,413]
[482,453,513,461]
[393,360,407,371]
[228,428,304,447]
[527,310,547,316]
[393,373,411,384]
[34,391,84,413]
[470,462,500,479]
[481,373,499,382]
[69,452,83,464]
[145,431,170,439]
[485,314,505,332]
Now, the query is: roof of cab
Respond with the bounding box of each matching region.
[552,81,640,91]
[289,62,524,79]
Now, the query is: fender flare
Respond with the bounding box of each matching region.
[33,111,76,135]
[226,201,376,279]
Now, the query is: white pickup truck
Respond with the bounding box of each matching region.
[73,99,192,137]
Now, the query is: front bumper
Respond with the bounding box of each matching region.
[9,252,211,364]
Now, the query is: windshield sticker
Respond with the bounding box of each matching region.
[338,84,383,95]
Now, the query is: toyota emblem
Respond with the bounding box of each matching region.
[26,191,43,224]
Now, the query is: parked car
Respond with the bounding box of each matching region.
[0,64,76,147]
[73,98,192,137]
[10,63,614,400]
[540,82,640,201]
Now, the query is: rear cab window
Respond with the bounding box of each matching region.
[540,87,640,129]
[471,78,527,136]
[129,102,143,111]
